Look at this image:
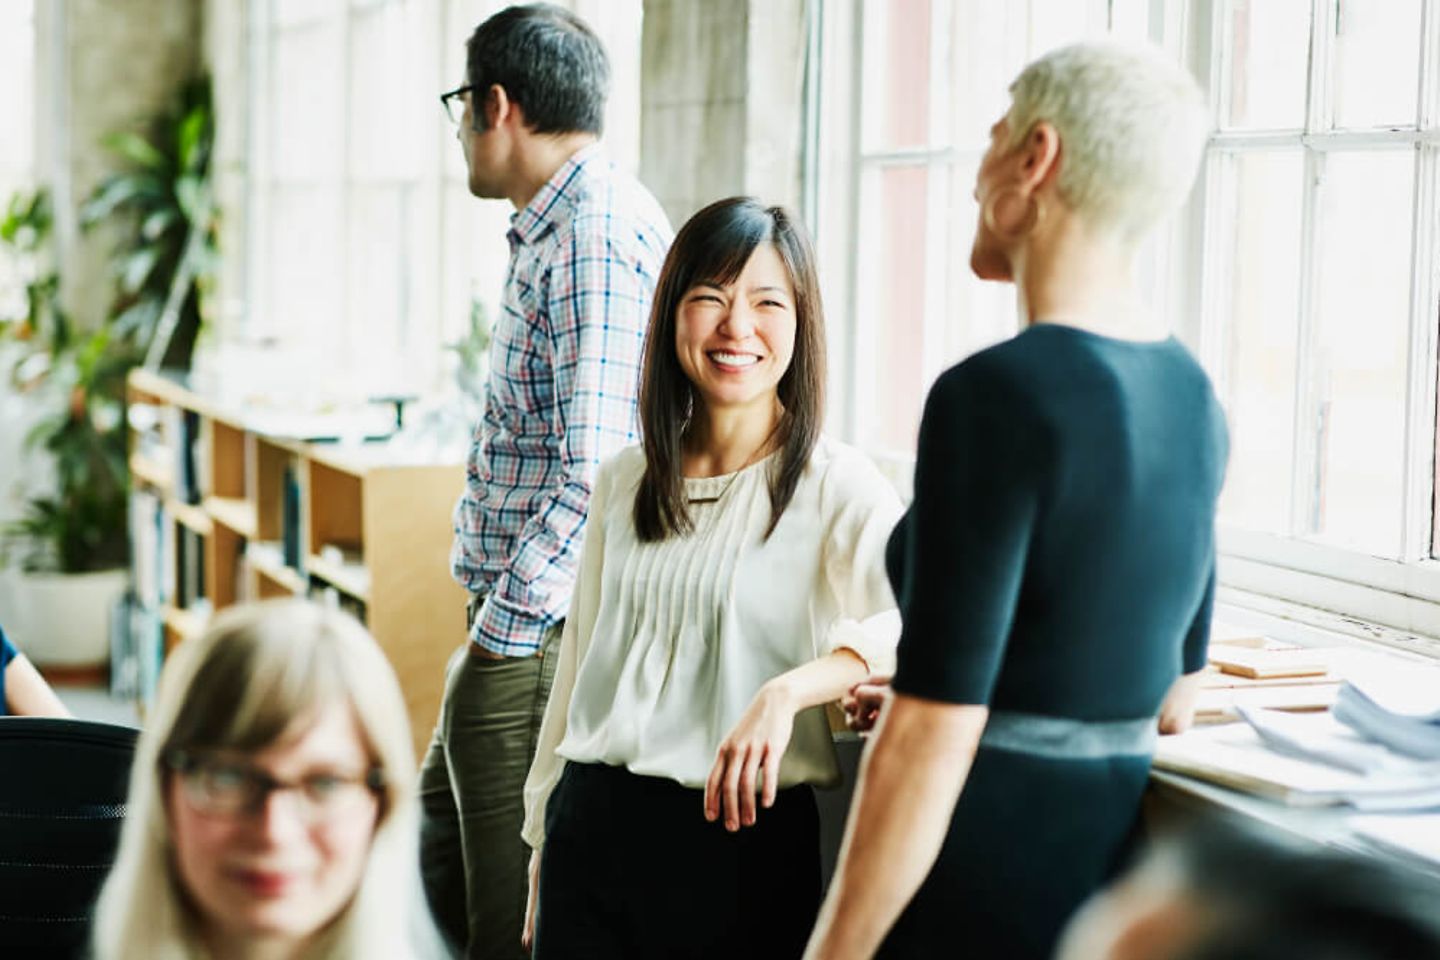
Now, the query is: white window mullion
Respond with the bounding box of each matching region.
[1419,0,1440,128]
[338,4,355,378]
[1289,147,1323,540]
[1413,0,1440,558]
[1402,142,1440,561]
[841,6,868,446]
[920,0,952,387]
[1196,150,1234,380]
[1288,0,1335,540]
[246,1,274,335]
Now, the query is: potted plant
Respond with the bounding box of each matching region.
[0,188,133,669]
[0,77,215,672]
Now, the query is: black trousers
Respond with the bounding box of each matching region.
[535,761,821,959]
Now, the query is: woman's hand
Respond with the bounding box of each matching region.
[1158,670,1205,735]
[521,847,540,954]
[841,676,892,733]
[704,681,798,831]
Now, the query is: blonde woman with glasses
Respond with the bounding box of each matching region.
[93,599,448,960]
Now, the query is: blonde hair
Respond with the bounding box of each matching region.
[1005,41,1210,241]
[92,599,444,960]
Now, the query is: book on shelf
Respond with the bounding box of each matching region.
[129,490,163,610]
[176,527,206,609]
[282,462,304,572]
[167,407,203,505]
[130,603,164,706]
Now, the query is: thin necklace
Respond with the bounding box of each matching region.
[685,423,782,505]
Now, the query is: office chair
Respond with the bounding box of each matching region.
[0,717,138,958]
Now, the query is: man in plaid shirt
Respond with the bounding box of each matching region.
[423,7,671,958]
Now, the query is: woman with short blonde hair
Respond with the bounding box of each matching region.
[806,42,1224,959]
[93,599,447,960]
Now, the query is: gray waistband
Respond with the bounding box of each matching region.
[979,711,1157,759]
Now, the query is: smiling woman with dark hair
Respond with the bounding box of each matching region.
[519,196,902,958]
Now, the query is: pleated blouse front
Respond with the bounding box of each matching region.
[522,437,901,848]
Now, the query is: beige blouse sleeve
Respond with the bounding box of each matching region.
[521,453,614,849]
[820,450,904,676]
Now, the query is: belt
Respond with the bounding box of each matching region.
[979,710,1157,760]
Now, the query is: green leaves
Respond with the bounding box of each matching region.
[1,190,52,251]
[101,130,168,172]
[0,76,217,574]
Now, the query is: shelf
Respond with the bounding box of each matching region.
[247,542,307,595]
[161,605,208,643]
[129,453,173,493]
[307,553,371,603]
[204,496,257,538]
[168,499,214,536]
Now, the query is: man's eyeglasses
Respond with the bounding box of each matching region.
[165,749,385,822]
[440,85,473,126]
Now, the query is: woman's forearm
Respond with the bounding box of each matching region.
[764,647,869,714]
[804,694,986,960]
[5,656,70,717]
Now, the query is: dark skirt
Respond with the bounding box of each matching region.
[878,746,1152,960]
[535,761,821,959]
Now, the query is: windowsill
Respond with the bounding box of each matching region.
[1217,591,1440,661]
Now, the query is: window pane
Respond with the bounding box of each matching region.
[1308,150,1416,557]
[272,21,344,181]
[1221,0,1311,130]
[348,184,410,387]
[860,0,932,152]
[1212,150,1305,536]
[1023,0,1109,59]
[1332,0,1423,129]
[350,1,422,181]
[854,165,930,454]
[264,185,343,351]
[272,0,341,28]
[943,156,1016,364]
[0,0,35,324]
[441,180,509,348]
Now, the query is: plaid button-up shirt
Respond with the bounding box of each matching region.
[450,145,672,656]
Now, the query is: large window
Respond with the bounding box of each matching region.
[1201,0,1440,644]
[815,0,1440,647]
[245,0,641,398]
[811,0,1182,474]
[0,0,37,322]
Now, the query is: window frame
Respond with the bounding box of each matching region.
[811,0,1440,654]
[1199,0,1440,647]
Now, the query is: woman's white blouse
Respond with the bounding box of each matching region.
[522,437,902,848]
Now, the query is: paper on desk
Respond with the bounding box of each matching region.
[1154,722,1440,810]
[1349,813,1440,868]
[1334,681,1440,761]
[1344,673,1440,721]
[1238,707,1440,777]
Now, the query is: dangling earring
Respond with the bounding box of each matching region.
[982,187,1044,242]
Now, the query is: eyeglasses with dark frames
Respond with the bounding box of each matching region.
[440,84,473,126]
[165,749,385,821]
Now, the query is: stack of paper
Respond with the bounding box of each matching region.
[1154,711,1440,810]
[1334,677,1440,760]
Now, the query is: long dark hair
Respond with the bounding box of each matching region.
[634,197,826,542]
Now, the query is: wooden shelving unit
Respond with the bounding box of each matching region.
[126,368,467,757]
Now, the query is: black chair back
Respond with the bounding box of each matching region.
[0,718,139,958]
